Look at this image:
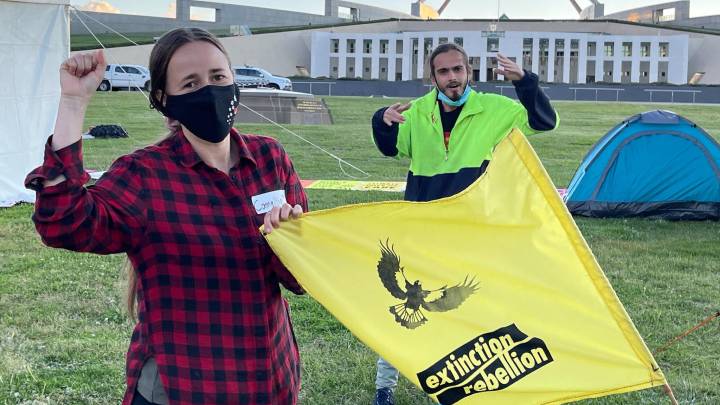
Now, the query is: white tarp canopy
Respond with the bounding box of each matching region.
[0,0,69,206]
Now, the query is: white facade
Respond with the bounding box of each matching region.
[311,31,688,85]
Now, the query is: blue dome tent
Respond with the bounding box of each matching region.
[564,110,720,220]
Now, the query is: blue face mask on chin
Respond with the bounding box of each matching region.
[437,83,472,107]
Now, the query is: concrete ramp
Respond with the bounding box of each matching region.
[236,88,332,125]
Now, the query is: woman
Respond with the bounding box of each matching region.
[25,28,306,404]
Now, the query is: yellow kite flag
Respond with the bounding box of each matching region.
[265,129,666,404]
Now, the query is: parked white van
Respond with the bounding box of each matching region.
[98,64,150,91]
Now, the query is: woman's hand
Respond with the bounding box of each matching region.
[51,50,107,153]
[263,203,303,234]
[60,50,107,104]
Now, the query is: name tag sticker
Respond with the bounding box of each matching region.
[251,190,287,214]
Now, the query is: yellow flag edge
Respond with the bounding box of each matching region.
[504,130,667,403]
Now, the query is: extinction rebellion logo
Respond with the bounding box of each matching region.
[374,239,553,403]
[417,324,554,404]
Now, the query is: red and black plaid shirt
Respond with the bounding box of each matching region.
[25,128,308,405]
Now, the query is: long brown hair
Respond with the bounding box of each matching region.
[126,28,232,321]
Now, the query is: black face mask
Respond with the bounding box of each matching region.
[164,83,239,143]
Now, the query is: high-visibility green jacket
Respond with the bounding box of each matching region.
[372,72,558,201]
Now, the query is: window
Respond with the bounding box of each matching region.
[656,7,676,22]
[603,61,613,81]
[424,38,433,55]
[622,42,632,57]
[189,6,215,22]
[522,38,533,69]
[239,69,261,77]
[114,66,141,75]
[523,38,533,54]
[363,39,372,53]
[347,39,355,53]
[380,40,388,54]
[539,39,549,62]
[454,37,463,47]
[487,38,499,52]
[641,71,648,77]
[329,58,339,78]
[570,39,579,57]
[396,39,403,53]
[555,39,565,59]
[604,42,614,57]
[659,42,669,57]
[587,41,596,57]
[439,37,448,44]
[641,42,650,57]
[331,39,339,53]
[338,6,354,19]
[346,57,354,77]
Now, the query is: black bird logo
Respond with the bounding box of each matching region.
[377,239,479,329]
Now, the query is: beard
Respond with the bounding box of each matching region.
[439,79,468,101]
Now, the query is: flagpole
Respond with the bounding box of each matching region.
[663,383,678,405]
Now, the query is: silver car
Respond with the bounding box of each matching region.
[233,66,292,90]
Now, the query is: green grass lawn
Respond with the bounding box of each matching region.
[71,28,287,52]
[1,93,719,404]
[71,30,230,51]
[71,33,158,51]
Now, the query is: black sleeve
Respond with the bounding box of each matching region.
[512,70,557,131]
[371,107,399,157]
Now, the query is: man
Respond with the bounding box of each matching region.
[370,43,558,405]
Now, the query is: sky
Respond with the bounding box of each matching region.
[71,0,720,20]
